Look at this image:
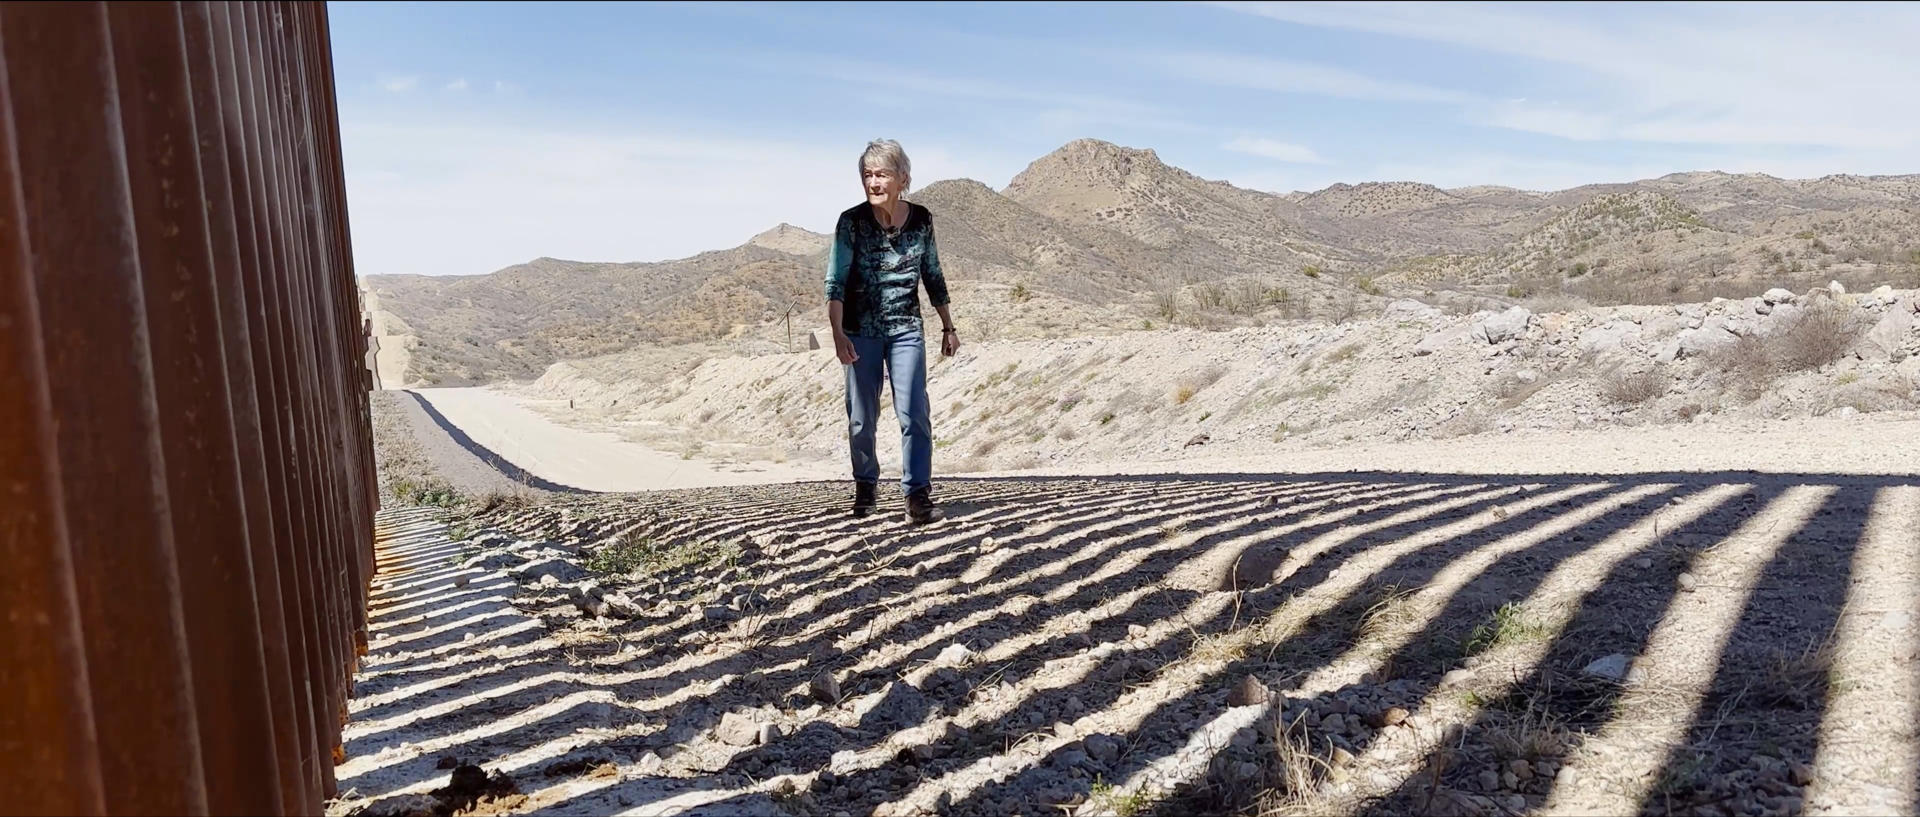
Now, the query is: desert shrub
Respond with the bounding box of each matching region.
[471,488,537,514]
[1226,280,1268,315]
[1192,283,1228,311]
[1327,293,1362,324]
[1355,276,1383,296]
[1009,283,1031,303]
[1775,301,1863,371]
[1151,288,1180,321]
[390,476,463,508]
[1710,334,1777,400]
[1599,368,1669,405]
[1302,265,1322,279]
[587,535,740,576]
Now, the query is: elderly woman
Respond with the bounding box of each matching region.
[826,139,958,523]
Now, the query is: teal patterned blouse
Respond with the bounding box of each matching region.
[825,200,950,338]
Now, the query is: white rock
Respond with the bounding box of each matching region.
[1413,324,1472,356]
[1871,285,1895,301]
[935,643,972,667]
[1583,653,1632,681]
[716,711,759,746]
[1763,288,1797,304]
[1829,280,1848,295]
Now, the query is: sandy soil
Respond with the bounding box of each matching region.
[982,414,1920,480]
[336,403,1919,817]
[409,387,840,492]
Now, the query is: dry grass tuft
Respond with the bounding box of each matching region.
[1461,602,1552,657]
[1598,367,1669,405]
[1352,583,1428,647]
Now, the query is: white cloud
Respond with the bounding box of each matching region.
[337,118,1020,277]
[1223,136,1328,164]
[445,78,469,92]
[1360,154,1687,193]
[1147,51,1476,105]
[1210,1,1920,151]
[378,75,420,93]
[747,54,1194,132]
[492,80,521,94]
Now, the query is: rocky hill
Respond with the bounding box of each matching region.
[362,139,1920,386]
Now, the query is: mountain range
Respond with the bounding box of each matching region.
[361,138,1920,386]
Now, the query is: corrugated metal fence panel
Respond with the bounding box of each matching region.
[0,3,374,815]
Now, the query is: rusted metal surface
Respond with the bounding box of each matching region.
[0,40,108,816]
[0,3,373,814]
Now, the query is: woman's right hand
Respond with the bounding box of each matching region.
[833,332,858,365]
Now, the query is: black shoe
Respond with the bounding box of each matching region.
[851,482,877,517]
[906,487,944,524]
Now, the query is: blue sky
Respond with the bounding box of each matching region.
[328,1,1920,277]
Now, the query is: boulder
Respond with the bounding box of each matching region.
[1675,317,1738,359]
[1471,306,1533,344]
[1758,303,1805,336]
[1578,321,1640,356]
[1762,287,1797,304]
[1828,280,1848,295]
[1859,307,1915,360]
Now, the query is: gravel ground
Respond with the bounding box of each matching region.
[375,389,555,502]
[332,442,1919,817]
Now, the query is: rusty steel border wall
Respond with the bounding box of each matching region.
[1,3,375,814]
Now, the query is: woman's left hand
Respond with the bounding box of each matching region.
[941,329,961,358]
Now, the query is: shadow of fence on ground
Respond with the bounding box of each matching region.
[337,469,1919,817]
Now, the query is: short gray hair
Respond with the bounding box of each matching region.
[859,139,911,192]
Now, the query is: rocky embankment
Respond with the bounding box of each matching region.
[515,285,1920,474]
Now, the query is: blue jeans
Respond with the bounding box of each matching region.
[845,329,932,494]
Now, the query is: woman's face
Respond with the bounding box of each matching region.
[863,163,903,205]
